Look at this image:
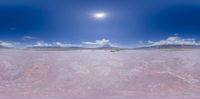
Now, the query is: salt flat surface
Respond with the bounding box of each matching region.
[0,49,200,99]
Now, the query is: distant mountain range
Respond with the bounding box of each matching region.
[25,46,125,52]
[3,43,200,50]
[136,44,200,49]
[0,45,12,49]
[25,46,84,50]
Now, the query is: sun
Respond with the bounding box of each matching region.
[93,12,107,19]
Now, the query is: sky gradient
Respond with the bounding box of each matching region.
[1,0,200,47]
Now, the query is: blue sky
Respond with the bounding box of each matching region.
[1,0,200,47]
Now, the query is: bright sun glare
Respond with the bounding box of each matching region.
[93,12,107,19]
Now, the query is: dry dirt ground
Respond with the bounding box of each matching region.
[0,49,200,99]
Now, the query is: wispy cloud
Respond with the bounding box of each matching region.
[148,36,200,46]
[22,36,38,41]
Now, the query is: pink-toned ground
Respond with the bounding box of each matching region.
[0,49,200,99]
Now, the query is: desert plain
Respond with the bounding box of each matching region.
[0,49,200,99]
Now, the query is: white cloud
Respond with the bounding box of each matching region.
[82,38,115,47]
[53,42,67,47]
[148,36,200,46]
[27,41,52,47]
[52,42,80,47]
[26,41,82,48]
[0,41,18,48]
[3,38,118,48]
[34,42,52,47]
[22,36,38,41]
